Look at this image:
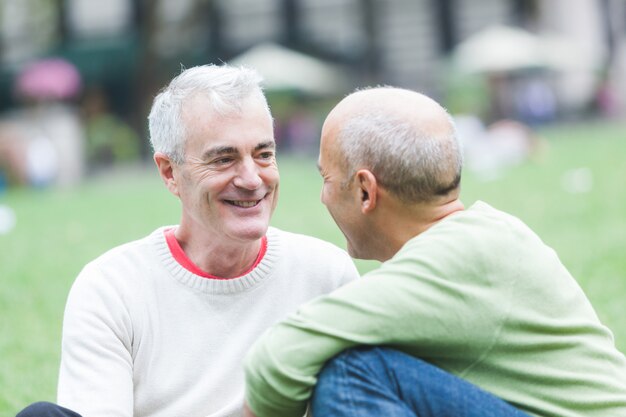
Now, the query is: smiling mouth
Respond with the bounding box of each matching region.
[225,199,262,208]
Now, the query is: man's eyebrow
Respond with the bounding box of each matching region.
[202,141,275,160]
[202,146,238,160]
[255,140,276,151]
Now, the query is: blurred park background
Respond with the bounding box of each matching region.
[1,0,625,414]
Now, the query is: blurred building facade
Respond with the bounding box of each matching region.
[1,0,624,137]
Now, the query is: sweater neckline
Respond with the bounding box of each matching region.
[152,226,280,295]
[163,227,268,280]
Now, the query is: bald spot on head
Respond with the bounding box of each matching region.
[326,87,455,143]
[321,87,462,204]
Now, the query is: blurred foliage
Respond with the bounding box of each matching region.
[85,114,141,168]
[441,62,491,119]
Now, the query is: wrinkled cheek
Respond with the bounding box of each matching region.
[266,167,280,187]
[271,187,280,211]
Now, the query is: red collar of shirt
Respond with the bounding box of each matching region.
[164,228,267,280]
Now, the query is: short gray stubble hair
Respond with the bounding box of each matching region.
[148,64,270,164]
[337,98,463,203]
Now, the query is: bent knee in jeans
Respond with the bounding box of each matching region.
[312,346,530,417]
[16,402,82,417]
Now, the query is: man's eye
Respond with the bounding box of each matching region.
[213,157,234,165]
[259,152,274,160]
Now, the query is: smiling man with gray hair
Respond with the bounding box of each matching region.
[16,64,358,417]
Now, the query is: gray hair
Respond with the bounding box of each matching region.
[148,64,269,164]
[337,107,463,203]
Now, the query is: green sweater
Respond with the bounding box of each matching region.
[244,201,626,417]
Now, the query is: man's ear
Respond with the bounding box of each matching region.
[154,152,179,196]
[355,169,377,214]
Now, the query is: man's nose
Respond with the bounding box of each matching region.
[233,159,263,190]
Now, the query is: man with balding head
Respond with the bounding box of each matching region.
[243,87,626,417]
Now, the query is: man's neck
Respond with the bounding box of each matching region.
[174,226,264,279]
[376,197,465,262]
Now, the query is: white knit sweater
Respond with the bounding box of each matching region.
[57,226,358,417]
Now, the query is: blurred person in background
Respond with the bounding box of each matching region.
[16,64,358,417]
[0,58,85,188]
[0,117,60,188]
[454,115,546,180]
[243,87,626,417]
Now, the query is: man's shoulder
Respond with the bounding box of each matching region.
[267,227,359,285]
[414,201,533,248]
[268,227,348,256]
[96,227,164,259]
[81,227,168,277]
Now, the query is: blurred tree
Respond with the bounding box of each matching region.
[433,0,456,53]
[599,0,617,68]
[510,0,539,28]
[204,0,225,59]
[361,0,381,83]
[593,0,623,116]
[282,0,301,48]
[132,0,159,158]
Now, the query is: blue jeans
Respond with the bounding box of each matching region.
[16,402,81,417]
[311,347,531,417]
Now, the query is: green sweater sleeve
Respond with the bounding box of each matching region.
[244,227,508,417]
[246,203,626,417]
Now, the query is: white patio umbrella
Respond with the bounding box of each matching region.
[452,25,546,73]
[228,42,350,96]
[453,25,601,75]
[452,25,601,74]
[538,33,599,72]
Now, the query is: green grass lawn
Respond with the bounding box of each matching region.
[1,120,624,414]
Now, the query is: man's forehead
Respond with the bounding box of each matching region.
[201,139,275,156]
[181,91,267,119]
[317,134,341,174]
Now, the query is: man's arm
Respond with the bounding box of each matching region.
[57,265,134,416]
[244,247,501,417]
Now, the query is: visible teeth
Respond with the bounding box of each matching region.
[230,200,258,208]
